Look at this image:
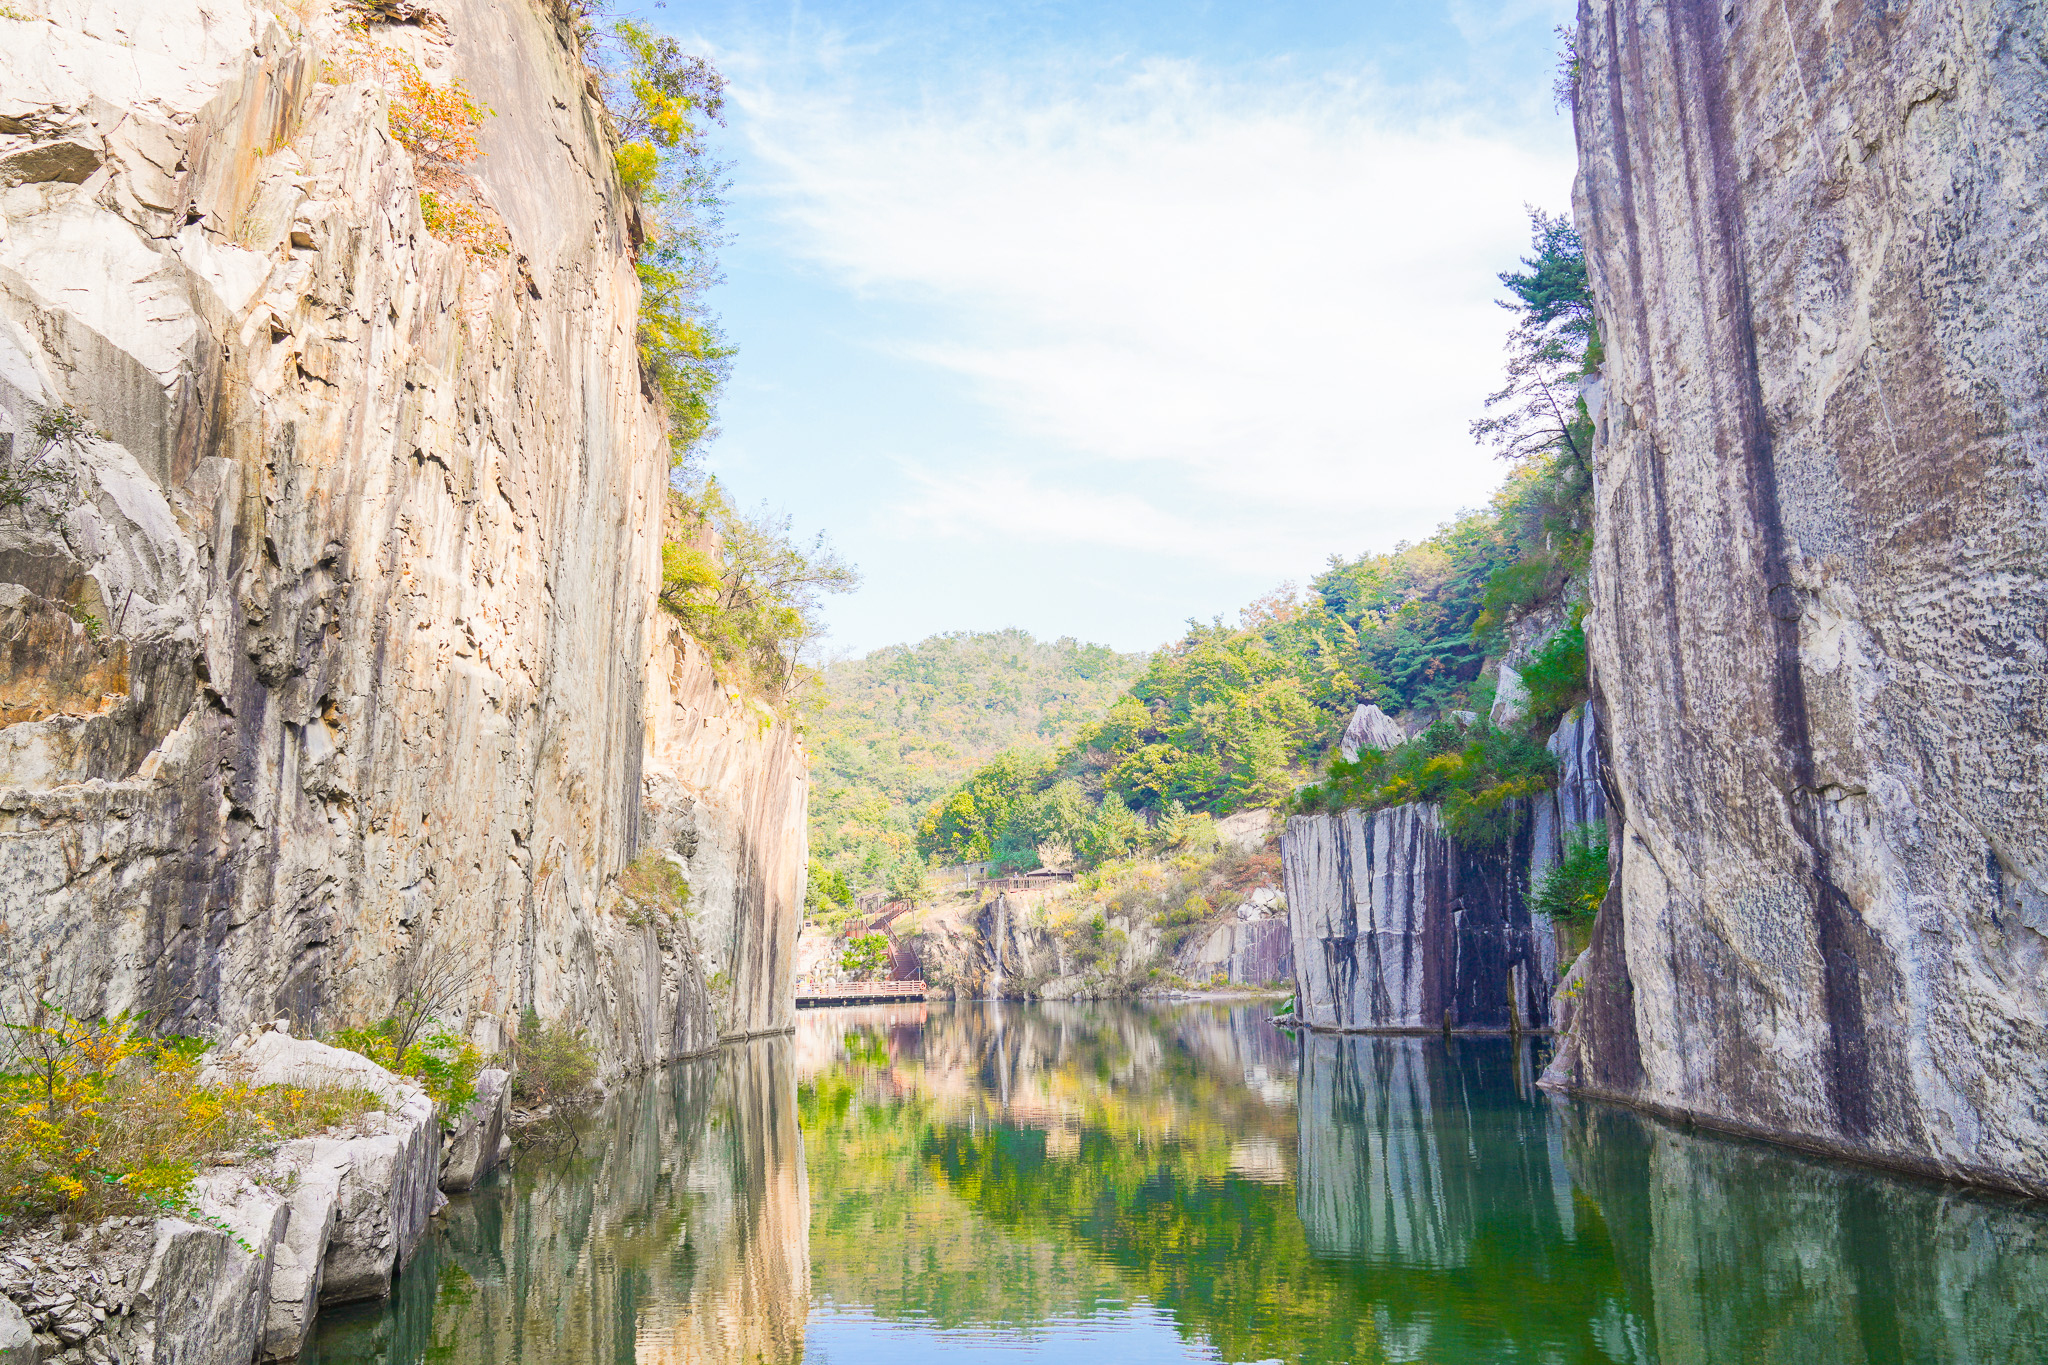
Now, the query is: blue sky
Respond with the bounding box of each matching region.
[617,0,1579,656]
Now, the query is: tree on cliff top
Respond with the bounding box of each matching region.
[1469,209,1597,471]
[659,479,859,705]
[599,19,736,470]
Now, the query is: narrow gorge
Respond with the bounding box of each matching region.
[2,0,2047,1360]
[1275,0,2048,1208]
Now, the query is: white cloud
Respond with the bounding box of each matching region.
[725,52,1574,565]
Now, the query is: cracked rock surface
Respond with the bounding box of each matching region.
[1553,0,2048,1196]
[0,0,801,1066]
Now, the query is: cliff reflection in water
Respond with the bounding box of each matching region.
[304,1035,808,1365]
[809,1007,2046,1365]
[302,1006,2047,1364]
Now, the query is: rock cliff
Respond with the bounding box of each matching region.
[0,1,801,1066]
[1282,705,1601,1033]
[1550,0,2048,1197]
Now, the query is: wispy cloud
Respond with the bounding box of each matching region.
[726,50,1572,563]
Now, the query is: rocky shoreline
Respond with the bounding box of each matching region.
[0,1025,511,1365]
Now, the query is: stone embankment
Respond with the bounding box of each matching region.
[0,0,801,1070]
[0,1025,510,1365]
[1548,0,2048,1199]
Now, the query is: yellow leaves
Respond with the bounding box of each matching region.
[617,139,660,195]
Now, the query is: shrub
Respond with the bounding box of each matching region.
[509,1010,597,1110]
[331,1019,480,1116]
[805,858,854,921]
[599,21,733,468]
[0,1006,377,1224]
[1531,823,1610,922]
[3,401,87,520]
[337,34,508,257]
[619,850,691,926]
[658,480,859,704]
[840,933,890,981]
[1293,718,1556,846]
[1519,608,1589,736]
[1160,894,1212,929]
[418,189,509,257]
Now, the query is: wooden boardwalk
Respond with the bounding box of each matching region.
[795,980,929,1007]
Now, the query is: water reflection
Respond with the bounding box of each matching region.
[305,1005,2048,1364]
[305,1035,808,1365]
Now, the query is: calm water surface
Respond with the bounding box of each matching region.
[307,1002,2048,1364]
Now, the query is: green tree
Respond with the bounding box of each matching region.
[1470,209,1598,472]
[605,21,734,468]
[840,933,890,981]
[658,480,859,703]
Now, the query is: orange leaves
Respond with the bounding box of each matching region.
[345,41,488,165]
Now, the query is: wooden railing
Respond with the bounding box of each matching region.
[795,980,928,1007]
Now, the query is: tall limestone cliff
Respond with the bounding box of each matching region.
[0,0,801,1065]
[1547,0,2048,1197]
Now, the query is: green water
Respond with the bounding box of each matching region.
[307,1001,2048,1364]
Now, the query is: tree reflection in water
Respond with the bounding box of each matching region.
[306,1004,2048,1364]
[806,1003,2048,1365]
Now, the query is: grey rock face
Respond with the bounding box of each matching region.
[107,1181,289,1365]
[438,1066,509,1193]
[1283,804,1557,1031]
[260,1145,346,1360]
[315,1092,441,1305]
[1180,917,1293,986]
[1337,703,1406,760]
[0,1,801,1065]
[1559,0,2048,1195]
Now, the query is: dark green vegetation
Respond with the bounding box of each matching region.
[807,631,1146,912]
[918,213,1604,863]
[1530,823,1611,922]
[1292,717,1556,845]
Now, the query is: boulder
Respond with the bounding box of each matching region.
[439,1068,510,1192]
[316,1090,441,1304]
[1337,703,1404,761]
[104,1175,289,1365]
[201,1024,416,1108]
[258,1143,348,1360]
[0,1295,35,1365]
[1488,663,1527,728]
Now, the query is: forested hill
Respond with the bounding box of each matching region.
[907,212,1599,876]
[807,630,1148,902]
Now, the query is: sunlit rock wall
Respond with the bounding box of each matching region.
[1555,0,2048,1196]
[0,0,801,1062]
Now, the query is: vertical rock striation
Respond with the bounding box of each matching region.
[0,1,802,1064]
[1554,0,2048,1196]
[1283,803,1553,1031]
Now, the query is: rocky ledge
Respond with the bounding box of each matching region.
[0,1025,510,1365]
